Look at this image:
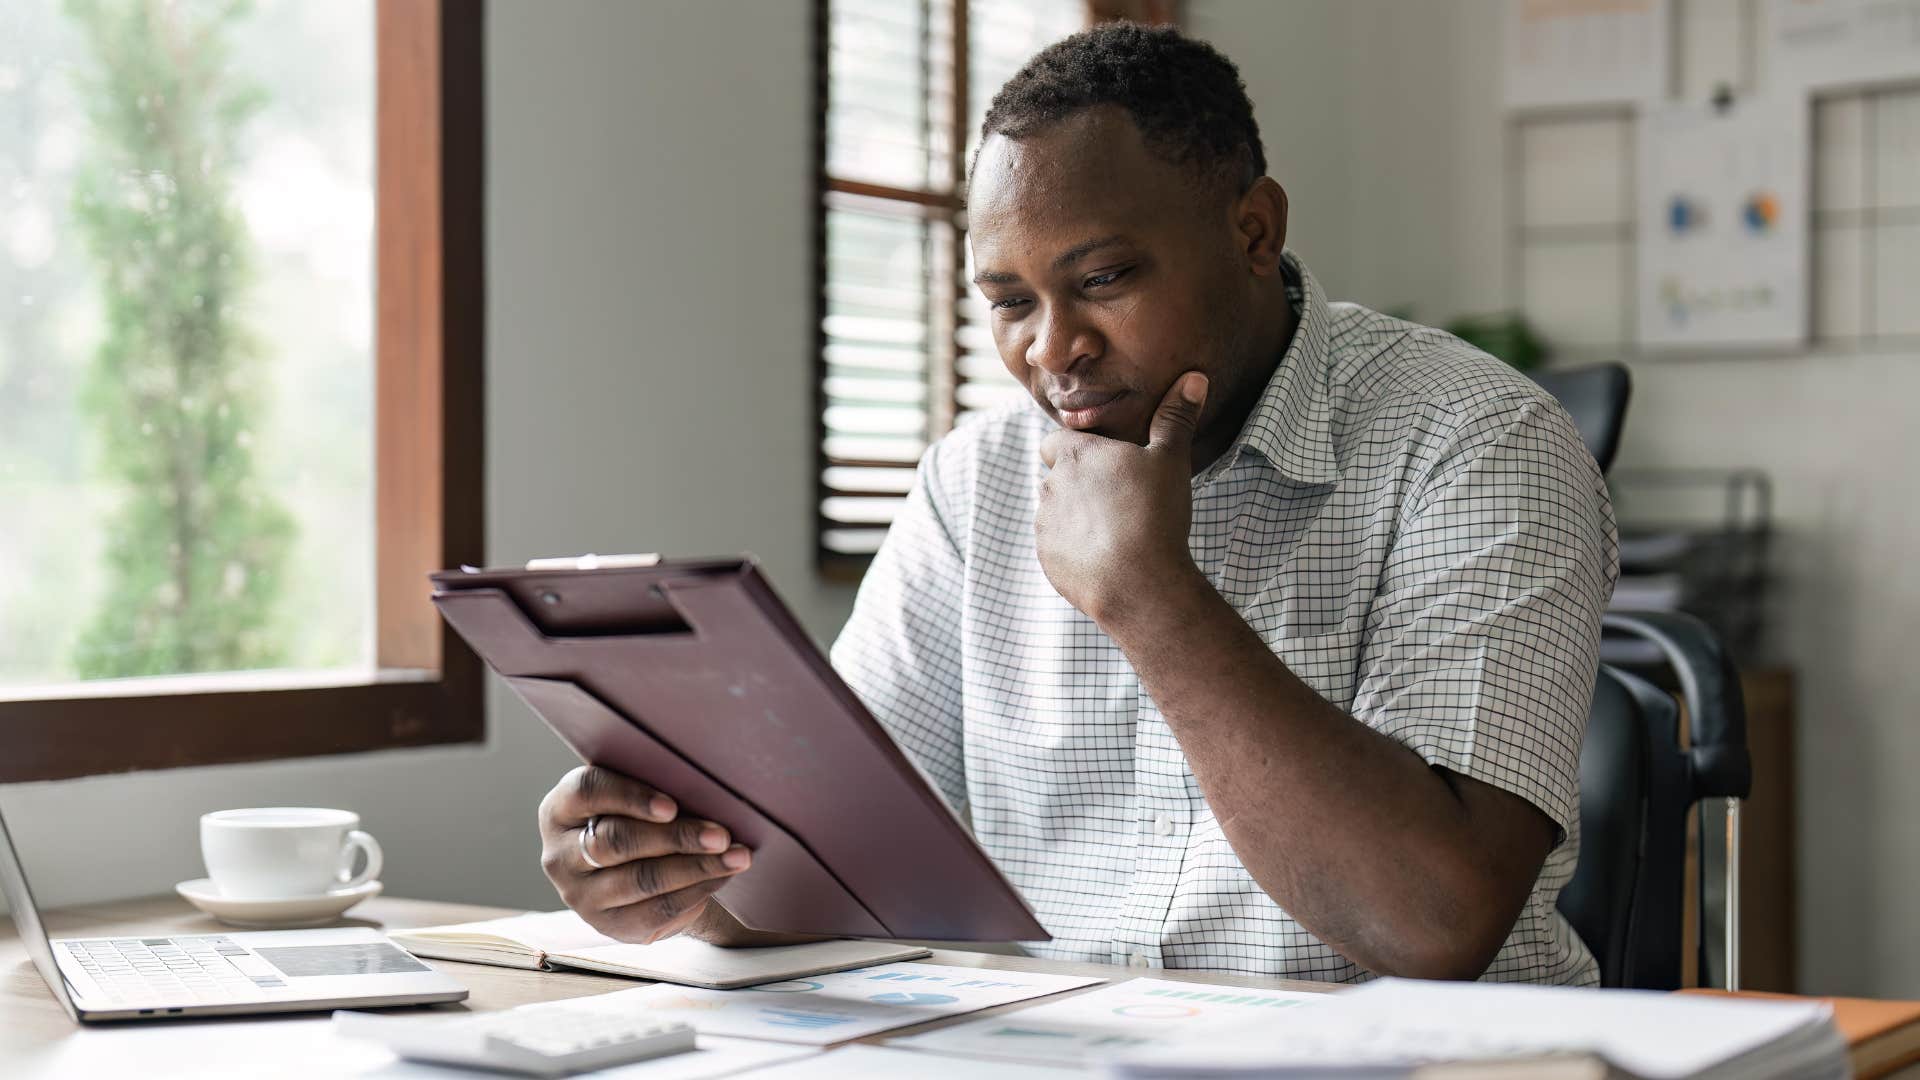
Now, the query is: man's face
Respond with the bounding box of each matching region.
[967,106,1257,447]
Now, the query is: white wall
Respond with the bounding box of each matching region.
[4,0,852,917]
[1185,0,1360,298]
[1195,0,1920,997]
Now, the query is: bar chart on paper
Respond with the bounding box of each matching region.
[582,963,1104,1045]
[890,978,1327,1066]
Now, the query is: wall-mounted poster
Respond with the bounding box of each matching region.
[1505,0,1670,108]
[1637,95,1810,349]
[1766,0,1920,92]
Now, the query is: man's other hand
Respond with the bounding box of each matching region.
[1036,370,1208,623]
[538,765,751,944]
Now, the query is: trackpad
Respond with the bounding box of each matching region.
[253,943,429,978]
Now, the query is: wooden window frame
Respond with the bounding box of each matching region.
[813,0,970,583]
[0,0,486,783]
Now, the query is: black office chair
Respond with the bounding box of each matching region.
[1557,612,1752,990]
[1530,363,1632,474]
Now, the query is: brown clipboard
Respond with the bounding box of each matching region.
[430,556,1049,942]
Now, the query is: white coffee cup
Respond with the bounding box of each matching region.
[200,808,383,900]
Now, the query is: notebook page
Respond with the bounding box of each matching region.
[552,937,930,987]
[401,909,623,954]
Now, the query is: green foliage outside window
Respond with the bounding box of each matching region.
[64,0,292,678]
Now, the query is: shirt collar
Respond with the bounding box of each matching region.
[1224,250,1340,487]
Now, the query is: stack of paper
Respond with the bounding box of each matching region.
[736,1043,1080,1078]
[580,962,1104,1045]
[1103,978,1847,1080]
[893,977,1327,1066]
[1682,988,1920,1078]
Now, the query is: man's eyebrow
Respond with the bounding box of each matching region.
[971,234,1133,286]
[1050,234,1129,271]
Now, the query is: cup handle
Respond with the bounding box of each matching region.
[337,830,384,890]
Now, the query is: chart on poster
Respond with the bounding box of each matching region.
[889,978,1328,1066]
[1637,94,1809,349]
[582,963,1104,1045]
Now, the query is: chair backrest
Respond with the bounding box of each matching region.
[1558,665,1648,985]
[1631,669,1692,989]
[1531,363,1632,474]
[1559,612,1751,989]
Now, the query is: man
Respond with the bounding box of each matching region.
[537,24,1617,985]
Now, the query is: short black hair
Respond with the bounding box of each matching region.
[977,23,1266,197]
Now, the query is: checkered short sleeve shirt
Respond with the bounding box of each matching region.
[830,253,1619,985]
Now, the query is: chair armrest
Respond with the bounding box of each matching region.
[1601,611,1751,799]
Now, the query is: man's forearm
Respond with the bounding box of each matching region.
[1095,567,1547,980]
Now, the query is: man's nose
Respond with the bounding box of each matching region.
[1024,307,1097,375]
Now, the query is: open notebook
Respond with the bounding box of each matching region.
[390,910,930,990]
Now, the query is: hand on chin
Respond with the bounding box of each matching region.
[1035,372,1209,623]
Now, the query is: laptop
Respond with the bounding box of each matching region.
[0,801,467,1021]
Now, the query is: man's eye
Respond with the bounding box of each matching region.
[1084,267,1131,290]
[989,297,1029,313]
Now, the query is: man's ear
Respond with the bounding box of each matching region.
[1234,177,1288,277]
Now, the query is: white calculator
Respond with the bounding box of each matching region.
[333,1005,696,1077]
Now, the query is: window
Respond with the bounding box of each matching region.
[1810,87,1920,345]
[0,0,483,781]
[1510,110,1637,351]
[813,0,1092,573]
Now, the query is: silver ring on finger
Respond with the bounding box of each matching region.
[579,814,608,870]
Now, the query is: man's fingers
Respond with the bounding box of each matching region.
[578,815,731,871]
[1039,429,1067,470]
[593,879,732,944]
[580,848,753,911]
[1040,428,1097,470]
[546,765,676,830]
[1147,371,1208,453]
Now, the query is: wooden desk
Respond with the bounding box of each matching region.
[2,894,1332,1076]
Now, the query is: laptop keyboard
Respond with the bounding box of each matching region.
[61,936,286,1003]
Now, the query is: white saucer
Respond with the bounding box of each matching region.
[175,878,382,929]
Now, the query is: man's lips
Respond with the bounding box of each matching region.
[1048,388,1126,430]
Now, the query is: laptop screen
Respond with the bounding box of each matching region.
[0,801,78,1020]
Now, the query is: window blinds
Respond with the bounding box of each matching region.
[818,0,1085,561]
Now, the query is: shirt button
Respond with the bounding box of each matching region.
[1153,814,1174,837]
[1128,951,1150,969]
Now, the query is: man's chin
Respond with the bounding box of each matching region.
[1055,418,1142,444]
[1044,402,1150,444]
[1098,411,1155,445]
